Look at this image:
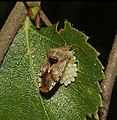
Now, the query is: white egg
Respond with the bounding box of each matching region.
[72,56,76,60]
[60,50,79,86]
[71,77,75,82]
[72,64,77,68]
[68,63,72,68]
[73,73,77,77]
[64,82,68,86]
[67,79,72,84]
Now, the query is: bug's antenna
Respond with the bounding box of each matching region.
[54,21,66,45]
[71,45,86,56]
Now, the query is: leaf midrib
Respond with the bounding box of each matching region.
[24,17,50,120]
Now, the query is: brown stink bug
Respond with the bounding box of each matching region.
[39,44,80,93]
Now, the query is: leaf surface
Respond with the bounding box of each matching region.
[0,17,104,120]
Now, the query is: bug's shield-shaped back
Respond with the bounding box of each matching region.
[39,45,70,93]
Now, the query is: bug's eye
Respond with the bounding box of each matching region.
[48,57,58,65]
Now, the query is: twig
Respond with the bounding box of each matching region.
[0,1,52,64]
[100,33,117,120]
[0,2,28,63]
[26,1,41,7]
[40,10,52,27]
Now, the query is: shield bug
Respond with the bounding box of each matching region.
[39,45,79,93]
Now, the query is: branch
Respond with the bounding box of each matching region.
[40,10,52,27]
[0,1,52,64]
[26,1,41,7]
[100,33,117,120]
[0,2,28,63]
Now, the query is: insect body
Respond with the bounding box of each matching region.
[39,45,78,93]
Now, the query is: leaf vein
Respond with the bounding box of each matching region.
[24,17,50,120]
[30,27,63,46]
[71,86,95,114]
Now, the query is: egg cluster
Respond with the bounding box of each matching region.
[60,51,78,86]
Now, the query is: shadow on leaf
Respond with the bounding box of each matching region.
[40,82,61,99]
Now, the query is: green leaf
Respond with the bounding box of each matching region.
[0,16,104,120]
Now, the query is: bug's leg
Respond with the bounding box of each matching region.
[39,78,42,87]
[54,22,67,45]
[74,59,84,74]
[71,45,86,56]
[51,73,58,82]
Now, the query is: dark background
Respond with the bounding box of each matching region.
[0,2,117,119]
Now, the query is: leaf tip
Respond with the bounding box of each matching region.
[24,16,31,31]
